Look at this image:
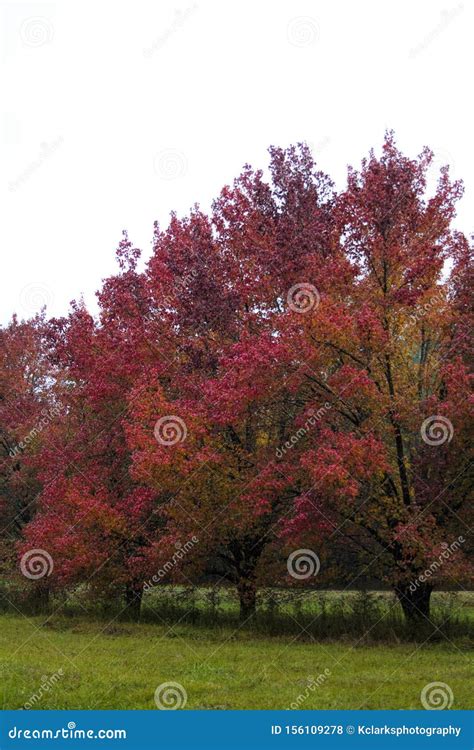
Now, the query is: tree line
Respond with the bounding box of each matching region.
[1,134,472,624]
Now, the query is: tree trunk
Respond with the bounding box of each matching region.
[229,535,263,622]
[237,577,257,621]
[124,583,143,621]
[28,585,50,614]
[395,582,432,623]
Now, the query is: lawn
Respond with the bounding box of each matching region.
[1,600,473,710]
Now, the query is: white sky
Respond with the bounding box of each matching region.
[1,0,472,323]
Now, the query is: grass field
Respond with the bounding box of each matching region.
[1,590,472,710]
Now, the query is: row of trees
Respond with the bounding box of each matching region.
[1,134,472,624]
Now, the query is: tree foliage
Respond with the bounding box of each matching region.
[1,134,472,623]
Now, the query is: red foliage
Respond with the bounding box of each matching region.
[1,135,471,622]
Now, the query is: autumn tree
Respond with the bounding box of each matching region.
[0,314,55,586]
[16,135,472,628]
[127,145,336,619]
[284,134,473,622]
[22,237,159,619]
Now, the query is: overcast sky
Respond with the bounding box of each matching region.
[2,0,472,323]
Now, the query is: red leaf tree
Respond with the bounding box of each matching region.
[283,135,473,621]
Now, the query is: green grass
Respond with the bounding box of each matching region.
[1,607,472,710]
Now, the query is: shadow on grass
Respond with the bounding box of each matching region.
[3,585,471,645]
[141,588,473,645]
